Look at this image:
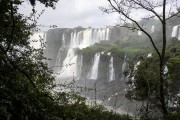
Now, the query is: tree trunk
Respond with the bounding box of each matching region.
[159,63,168,116]
[160,0,168,116]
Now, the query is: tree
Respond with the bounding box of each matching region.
[0,0,59,119]
[101,0,180,117]
[126,56,163,119]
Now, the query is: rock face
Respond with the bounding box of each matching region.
[38,18,180,115]
[43,22,180,78]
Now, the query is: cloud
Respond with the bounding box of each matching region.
[19,0,180,31]
[19,0,119,31]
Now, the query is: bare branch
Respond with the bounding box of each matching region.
[107,0,162,61]
[166,11,180,21]
[130,0,163,23]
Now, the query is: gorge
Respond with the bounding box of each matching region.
[30,19,180,115]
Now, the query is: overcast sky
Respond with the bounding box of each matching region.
[19,0,180,31]
[20,0,119,31]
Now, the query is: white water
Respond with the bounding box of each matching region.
[101,51,105,55]
[76,55,83,80]
[62,33,65,47]
[121,54,127,80]
[109,57,115,82]
[107,52,111,56]
[30,32,46,49]
[134,61,141,71]
[70,28,110,49]
[178,28,180,40]
[147,53,152,58]
[57,28,110,79]
[164,66,168,74]
[151,26,155,33]
[105,28,110,40]
[138,30,142,36]
[172,25,179,37]
[56,33,66,66]
[59,49,78,78]
[89,53,100,80]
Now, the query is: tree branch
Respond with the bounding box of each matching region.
[166,11,180,21]
[6,2,15,53]
[108,0,162,61]
[131,0,163,23]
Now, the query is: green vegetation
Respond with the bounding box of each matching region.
[126,40,180,119]
[78,41,149,57]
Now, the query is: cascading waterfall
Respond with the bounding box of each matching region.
[76,55,83,80]
[121,53,128,80]
[82,29,92,48]
[172,25,179,37]
[134,61,141,71]
[151,25,155,33]
[106,28,110,40]
[70,28,110,49]
[164,66,168,74]
[178,28,180,40]
[57,28,110,79]
[109,57,115,82]
[43,32,47,46]
[147,53,152,58]
[89,53,100,80]
[138,30,142,36]
[58,48,78,78]
[56,33,66,66]
[58,31,80,78]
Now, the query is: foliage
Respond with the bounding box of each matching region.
[126,56,160,119]
[102,0,180,117]
[0,0,58,119]
[126,41,180,119]
[78,42,147,57]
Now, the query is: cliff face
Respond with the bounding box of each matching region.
[41,18,180,114]
[44,20,180,74]
[42,18,180,90]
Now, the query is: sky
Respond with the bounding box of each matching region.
[19,0,180,31]
[19,0,119,31]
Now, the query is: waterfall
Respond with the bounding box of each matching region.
[172,25,179,37]
[57,28,110,79]
[69,28,110,49]
[44,32,47,44]
[101,51,105,55]
[105,28,110,40]
[151,26,155,33]
[147,53,152,58]
[121,54,127,80]
[109,57,115,82]
[164,66,168,74]
[58,49,78,78]
[82,29,92,48]
[89,53,100,80]
[91,28,109,44]
[77,55,83,80]
[62,33,65,47]
[56,33,66,66]
[138,31,142,36]
[134,61,141,71]
[107,52,111,56]
[30,32,46,49]
[178,28,180,40]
